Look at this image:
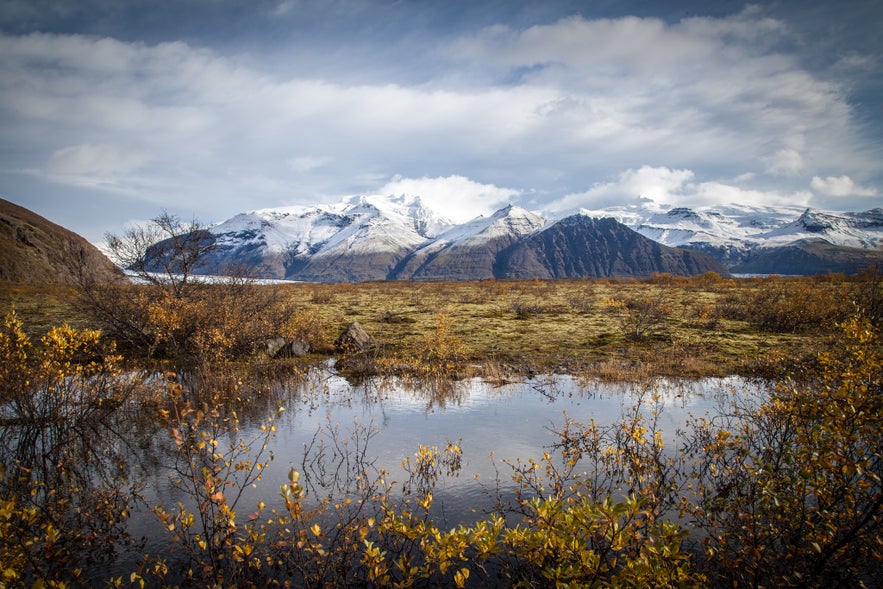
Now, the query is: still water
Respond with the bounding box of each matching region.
[120,363,758,576]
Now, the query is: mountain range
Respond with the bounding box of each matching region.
[599,204,883,275]
[2,196,880,285]
[192,195,883,281]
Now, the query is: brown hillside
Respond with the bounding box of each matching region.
[0,198,123,284]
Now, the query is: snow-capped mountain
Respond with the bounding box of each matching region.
[212,194,452,256]
[759,208,883,249]
[201,194,455,280]
[183,195,882,281]
[581,204,883,272]
[395,205,546,280]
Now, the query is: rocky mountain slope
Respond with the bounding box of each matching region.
[496,216,721,279]
[395,205,546,280]
[0,198,121,284]
[195,196,726,281]
[588,204,883,274]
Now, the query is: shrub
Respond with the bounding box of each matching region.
[687,315,882,587]
[0,311,141,586]
[605,290,673,340]
[76,212,300,363]
[716,278,848,332]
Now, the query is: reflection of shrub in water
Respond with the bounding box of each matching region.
[0,310,144,586]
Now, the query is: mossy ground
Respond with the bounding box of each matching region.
[1,273,865,379]
[272,275,850,379]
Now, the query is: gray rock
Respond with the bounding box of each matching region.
[261,337,310,358]
[334,322,375,353]
[261,337,287,357]
[275,339,310,358]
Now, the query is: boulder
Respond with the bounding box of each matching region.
[261,337,310,358]
[262,337,287,357]
[334,322,375,353]
[275,339,310,358]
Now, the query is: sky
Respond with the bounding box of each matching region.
[1,0,882,243]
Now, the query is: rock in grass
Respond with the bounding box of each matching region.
[334,322,375,353]
[262,337,310,358]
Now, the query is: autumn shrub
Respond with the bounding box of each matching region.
[79,279,302,364]
[686,314,882,587]
[0,311,143,586]
[389,313,469,377]
[512,296,544,320]
[604,290,674,340]
[149,381,282,587]
[850,264,882,325]
[75,212,303,364]
[716,277,849,332]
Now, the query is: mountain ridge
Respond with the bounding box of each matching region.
[583,203,883,273]
[197,197,729,281]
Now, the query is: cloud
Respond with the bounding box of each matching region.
[0,4,879,234]
[765,149,804,176]
[448,10,867,180]
[552,165,813,214]
[45,143,151,176]
[811,175,878,197]
[288,155,334,173]
[377,175,519,223]
[547,166,694,212]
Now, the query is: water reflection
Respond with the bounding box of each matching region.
[257,365,757,525]
[2,359,764,582]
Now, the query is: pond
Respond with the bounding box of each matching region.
[111,363,761,581]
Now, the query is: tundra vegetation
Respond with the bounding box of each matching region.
[0,215,880,587]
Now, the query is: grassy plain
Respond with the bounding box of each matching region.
[3,272,867,379]
[294,275,846,379]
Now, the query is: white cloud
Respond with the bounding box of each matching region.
[377,175,519,222]
[548,166,693,212]
[0,5,879,232]
[288,155,334,173]
[811,175,878,197]
[448,11,865,180]
[45,143,151,176]
[765,149,804,176]
[552,165,813,214]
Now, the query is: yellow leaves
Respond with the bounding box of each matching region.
[453,566,470,588]
[418,492,433,512]
[602,297,627,309]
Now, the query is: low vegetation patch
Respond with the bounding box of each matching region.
[0,308,879,587]
[2,269,880,380]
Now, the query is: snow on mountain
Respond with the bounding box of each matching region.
[431,204,545,247]
[211,193,454,258]
[196,194,882,280]
[577,203,883,252]
[758,208,883,249]
[579,204,803,250]
[393,205,546,280]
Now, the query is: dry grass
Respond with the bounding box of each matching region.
[0,282,91,338]
[270,276,855,379]
[2,273,873,379]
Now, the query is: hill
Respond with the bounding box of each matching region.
[0,198,121,284]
